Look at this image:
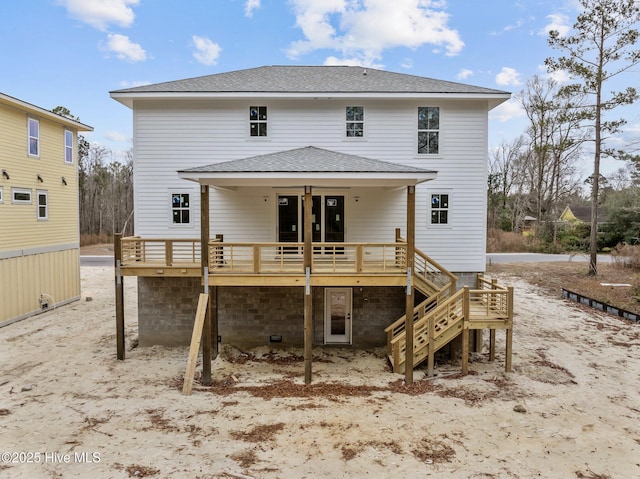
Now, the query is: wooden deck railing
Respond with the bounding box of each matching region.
[208,242,407,274]
[120,236,407,275]
[387,274,514,375]
[389,288,466,373]
[121,237,201,266]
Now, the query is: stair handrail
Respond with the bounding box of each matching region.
[384,282,450,355]
[414,247,457,296]
[389,287,466,372]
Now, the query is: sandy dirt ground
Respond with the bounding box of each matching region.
[1,266,639,478]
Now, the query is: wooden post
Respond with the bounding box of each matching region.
[114,233,125,360]
[200,185,212,385]
[405,185,415,384]
[505,286,514,372]
[303,186,313,384]
[462,287,470,375]
[182,293,209,395]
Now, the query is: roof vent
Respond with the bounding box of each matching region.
[363,69,367,76]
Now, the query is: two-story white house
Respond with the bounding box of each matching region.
[110,66,511,378]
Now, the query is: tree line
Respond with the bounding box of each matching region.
[488,0,640,274]
[52,107,134,242]
[77,136,134,240]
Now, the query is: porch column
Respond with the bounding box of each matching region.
[200,184,212,385]
[303,185,313,384]
[405,185,416,384]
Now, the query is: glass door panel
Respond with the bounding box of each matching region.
[324,288,352,344]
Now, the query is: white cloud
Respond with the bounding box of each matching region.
[105,131,129,142]
[489,98,526,122]
[119,80,152,88]
[457,68,473,80]
[541,13,571,37]
[323,56,384,69]
[192,35,222,66]
[58,0,139,31]
[104,33,146,62]
[400,58,414,69]
[245,0,261,17]
[495,67,522,87]
[287,0,464,66]
[537,63,572,84]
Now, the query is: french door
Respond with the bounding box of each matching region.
[277,194,344,244]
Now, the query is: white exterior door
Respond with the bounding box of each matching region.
[324,288,352,344]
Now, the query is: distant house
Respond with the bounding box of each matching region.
[0,93,92,325]
[559,205,608,226]
[521,215,537,236]
[110,66,513,378]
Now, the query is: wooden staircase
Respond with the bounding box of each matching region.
[385,248,514,376]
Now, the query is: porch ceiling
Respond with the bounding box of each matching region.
[177,146,437,188]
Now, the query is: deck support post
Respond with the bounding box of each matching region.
[404,185,415,384]
[462,287,470,375]
[200,184,212,385]
[114,233,125,360]
[303,186,313,384]
[505,286,514,372]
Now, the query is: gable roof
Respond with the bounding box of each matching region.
[560,205,609,223]
[178,146,437,188]
[0,92,93,132]
[110,66,510,109]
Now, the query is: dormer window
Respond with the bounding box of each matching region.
[249,106,267,137]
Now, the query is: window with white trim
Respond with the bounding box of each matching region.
[12,188,32,204]
[0,186,3,203]
[346,106,364,137]
[37,190,48,220]
[64,130,73,164]
[418,107,439,154]
[249,106,267,137]
[171,193,190,224]
[430,193,449,225]
[28,118,39,156]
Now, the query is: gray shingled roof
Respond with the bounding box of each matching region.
[178,146,436,174]
[111,65,508,95]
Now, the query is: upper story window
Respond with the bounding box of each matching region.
[37,190,48,220]
[346,106,364,137]
[249,106,267,137]
[430,193,449,225]
[418,107,439,155]
[12,187,32,204]
[28,118,40,156]
[172,193,190,224]
[64,130,73,164]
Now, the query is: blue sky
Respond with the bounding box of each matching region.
[1,0,638,176]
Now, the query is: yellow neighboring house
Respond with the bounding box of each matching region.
[559,205,608,227]
[0,93,92,325]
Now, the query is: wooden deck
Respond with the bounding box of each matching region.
[115,236,513,376]
[118,237,408,286]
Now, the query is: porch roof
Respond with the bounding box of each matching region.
[177,146,437,188]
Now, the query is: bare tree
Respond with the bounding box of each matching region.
[546,0,640,275]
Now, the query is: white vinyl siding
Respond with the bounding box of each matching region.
[131,98,489,271]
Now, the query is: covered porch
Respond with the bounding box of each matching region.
[114,147,437,386]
